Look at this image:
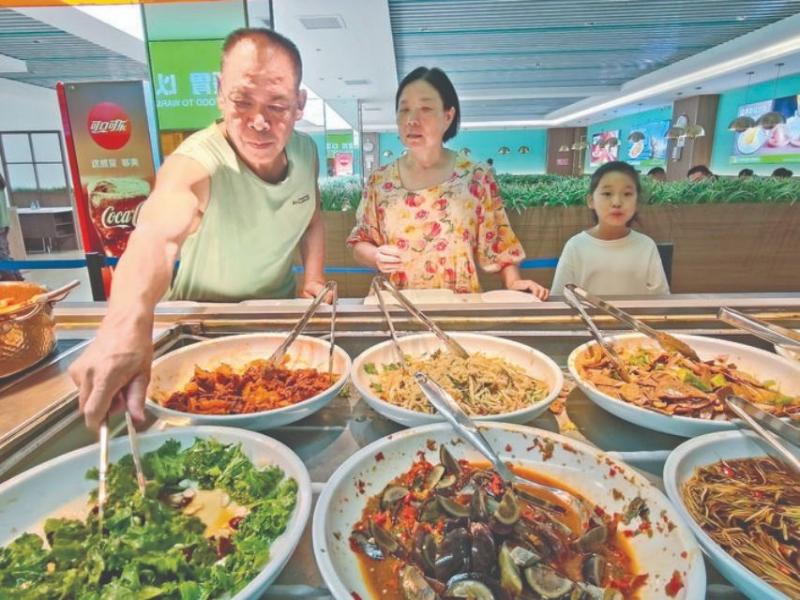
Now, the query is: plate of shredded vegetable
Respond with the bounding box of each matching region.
[664,430,800,600]
[352,333,563,427]
[568,333,800,438]
[314,422,706,599]
[0,426,311,599]
[147,333,351,430]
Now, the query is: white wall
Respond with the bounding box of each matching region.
[0,78,63,132]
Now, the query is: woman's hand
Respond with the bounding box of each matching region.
[509,278,550,301]
[375,244,404,273]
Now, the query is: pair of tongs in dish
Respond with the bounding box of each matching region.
[718,307,800,354]
[268,280,338,377]
[414,372,592,532]
[97,409,146,534]
[370,275,469,368]
[725,395,800,475]
[563,284,700,380]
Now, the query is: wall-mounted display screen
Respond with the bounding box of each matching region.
[590,130,620,167]
[731,93,800,164]
[626,120,670,166]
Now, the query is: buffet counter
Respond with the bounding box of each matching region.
[1,293,799,599]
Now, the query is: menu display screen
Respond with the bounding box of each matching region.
[626,120,670,166]
[590,130,620,167]
[731,93,800,164]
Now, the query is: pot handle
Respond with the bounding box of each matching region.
[0,280,79,323]
[1,301,45,323]
[36,279,81,306]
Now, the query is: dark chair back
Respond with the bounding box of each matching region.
[656,243,674,286]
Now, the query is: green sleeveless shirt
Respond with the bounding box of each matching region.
[168,124,317,301]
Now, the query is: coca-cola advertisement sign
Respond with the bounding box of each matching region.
[87,102,132,150]
[59,81,155,257]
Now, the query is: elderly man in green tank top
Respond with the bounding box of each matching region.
[70,28,328,430]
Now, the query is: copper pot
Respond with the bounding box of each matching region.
[0,281,77,378]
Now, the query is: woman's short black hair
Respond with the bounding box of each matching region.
[588,161,641,226]
[772,167,793,178]
[395,67,460,142]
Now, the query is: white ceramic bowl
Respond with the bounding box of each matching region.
[351,332,563,427]
[146,333,351,430]
[664,430,799,600]
[313,422,706,599]
[568,333,800,438]
[0,426,312,600]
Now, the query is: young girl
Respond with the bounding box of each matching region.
[550,161,669,296]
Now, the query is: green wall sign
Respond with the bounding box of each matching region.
[148,39,224,131]
[325,132,354,157]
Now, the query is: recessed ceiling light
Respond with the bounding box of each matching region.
[736,15,747,21]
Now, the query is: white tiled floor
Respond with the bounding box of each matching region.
[18,250,94,302]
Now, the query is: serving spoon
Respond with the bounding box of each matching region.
[414,371,592,533]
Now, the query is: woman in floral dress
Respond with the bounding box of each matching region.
[347,67,548,299]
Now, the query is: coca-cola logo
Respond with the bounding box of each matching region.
[87,102,132,150]
[100,202,143,229]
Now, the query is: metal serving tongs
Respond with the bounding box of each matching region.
[719,307,800,353]
[414,372,592,533]
[371,274,469,360]
[97,400,149,535]
[565,283,700,362]
[562,284,631,382]
[370,277,408,370]
[267,280,338,377]
[725,395,800,475]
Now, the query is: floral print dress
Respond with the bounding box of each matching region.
[346,154,525,293]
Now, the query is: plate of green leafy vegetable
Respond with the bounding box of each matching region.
[0,426,311,599]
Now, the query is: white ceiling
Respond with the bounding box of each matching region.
[272,0,398,129]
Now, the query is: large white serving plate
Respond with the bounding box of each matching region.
[664,430,800,600]
[313,422,705,599]
[146,333,351,430]
[352,332,563,427]
[567,333,800,437]
[774,338,800,362]
[0,426,312,600]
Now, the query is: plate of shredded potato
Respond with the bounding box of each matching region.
[352,332,563,427]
